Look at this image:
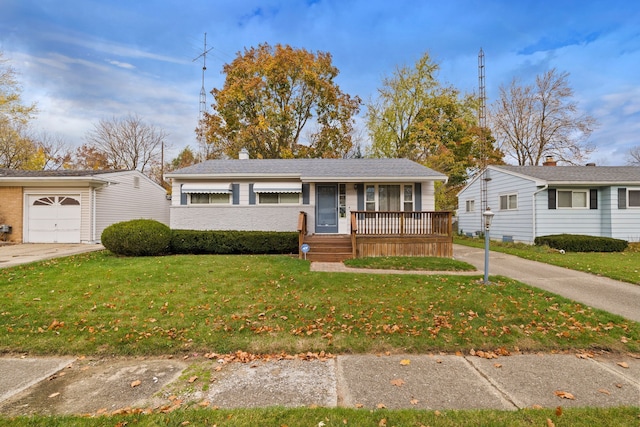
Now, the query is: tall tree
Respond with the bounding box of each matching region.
[198,43,361,159]
[70,143,113,170]
[169,146,199,171]
[626,146,640,166]
[0,52,38,169]
[85,114,166,174]
[367,52,502,210]
[490,68,596,165]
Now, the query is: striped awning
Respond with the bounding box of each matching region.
[182,183,232,193]
[252,182,302,193]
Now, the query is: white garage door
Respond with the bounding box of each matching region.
[27,195,81,243]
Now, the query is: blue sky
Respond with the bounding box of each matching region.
[1,0,639,165]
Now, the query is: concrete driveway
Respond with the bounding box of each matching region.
[0,243,104,268]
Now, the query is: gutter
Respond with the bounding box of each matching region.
[532,184,548,243]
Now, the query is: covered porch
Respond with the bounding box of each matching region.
[298,210,453,262]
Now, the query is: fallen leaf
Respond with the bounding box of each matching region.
[555,406,563,416]
[188,375,198,383]
[181,422,190,426]
[532,404,543,409]
[355,403,364,408]
[48,392,60,398]
[376,403,386,409]
[554,390,575,400]
[576,352,593,359]
[598,388,611,395]
[131,380,141,388]
[410,398,419,405]
[434,410,441,416]
[390,378,405,387]
[494,363,502,368]
[546,418,555,427]
[378,418,387,427]
[400,359,410,366]
[617,362,629,369]
[620,336,628,343]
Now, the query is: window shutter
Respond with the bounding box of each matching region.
[180,185,187,205]
[302,183,310,205]
[249,184,256,205]
[589,189,598,210]
[548,189,556,210]
[356,184,364,210]
[414,182,422,211]
[618,188,627,209]
[232,184,240,205]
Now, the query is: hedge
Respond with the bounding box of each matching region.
[170,230,298,255]
[101,219,172,256]
[534,234,628,252]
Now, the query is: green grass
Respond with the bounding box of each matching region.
[455,236,640,285]
[1,406,639,426]
[344,256,476,271]
[1,252,638,356]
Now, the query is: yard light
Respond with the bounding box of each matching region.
[482,207,494,284]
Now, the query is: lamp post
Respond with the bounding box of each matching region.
[482,207,494,284]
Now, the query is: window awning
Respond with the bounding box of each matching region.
[182,183,232,193]
[253,182,302,193]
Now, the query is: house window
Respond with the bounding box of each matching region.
[190,193,230,204]
[365,184,413,211]
[629,189,640,208]
[258,193,300,204]
[500,194,518,210]
[558,190,588,209]
[465,200,475,213]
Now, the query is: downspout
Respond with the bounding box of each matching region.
[532,185,548,244]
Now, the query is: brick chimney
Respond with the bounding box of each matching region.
[542,156,557,166]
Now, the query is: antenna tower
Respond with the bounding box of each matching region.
[478,48,490,226]
[193,33,214,121]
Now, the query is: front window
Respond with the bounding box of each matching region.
[365,184,414,211]
[258,193,300,204]
[500,194,518,210]
[190,193,230,204]
[629,189,640,208]
[558,190,587,209]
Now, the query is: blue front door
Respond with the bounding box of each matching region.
[316,184,338,233]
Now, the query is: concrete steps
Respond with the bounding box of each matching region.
[301,235,353,262]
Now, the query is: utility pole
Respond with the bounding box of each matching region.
[478,48,490,230]
[193,33,214,159]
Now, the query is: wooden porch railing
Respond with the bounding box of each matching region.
[350,211,452,236]
[297,211,307,259]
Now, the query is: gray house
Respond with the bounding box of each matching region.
[457,163,640,244]
[165,158,447,236]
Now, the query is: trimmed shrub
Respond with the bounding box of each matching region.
[170,230,298,255]
[534,234,628,252]
[101,219,171,256]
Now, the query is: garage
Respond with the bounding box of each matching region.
[27,195,81,243]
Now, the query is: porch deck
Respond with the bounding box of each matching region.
[298,211,453,262]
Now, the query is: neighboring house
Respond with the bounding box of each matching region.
[457,162,640,244]
[165,157,451,260]
[0,169,170,244]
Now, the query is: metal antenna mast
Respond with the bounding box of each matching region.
[193,33,214,121]
[478,48,490,227]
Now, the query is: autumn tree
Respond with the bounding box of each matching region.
[198,43,361,159]
[0,52,38,169]
[490,68,596,165]
[169,146,200,171]
[84,114,167,174]
[366,52,502,210]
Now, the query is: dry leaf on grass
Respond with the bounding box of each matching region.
[555,406,563,416]
[376,403,386,409]
[546,419,555,427]
[188,375,198,383]
[554,390,575,400]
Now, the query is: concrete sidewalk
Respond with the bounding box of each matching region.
[0,243,104,268]
[0,353,638,416]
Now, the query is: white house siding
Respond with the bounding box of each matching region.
[170,205,301,232]
[487,171,536,243]
[611,186,640,242]
[94,171,170,242]
[601,187,613,238]
[458,170,536,243]
[535,188,602,239]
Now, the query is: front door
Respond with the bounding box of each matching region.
[316,184,338,233]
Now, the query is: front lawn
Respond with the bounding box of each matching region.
[1,252,637,356]
[455,236,640,285]
[344,256,476,271]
